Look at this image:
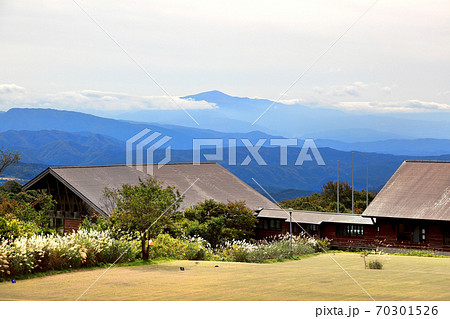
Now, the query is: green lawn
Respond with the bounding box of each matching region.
[0,253,449,301]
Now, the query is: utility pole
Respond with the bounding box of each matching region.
[352,152,354,214]
[289,208,293,258]
[337,160,339,214]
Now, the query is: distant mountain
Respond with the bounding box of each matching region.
[0,130,125,165]
[184,90,268,111]
[2,108,450,200]
[3,129,450,195]
[94,90,450,141]
[247,184,315,202]
[183,91,450,140]
[116,109,273,134]
[0,108,280,149]
[1,163,47,184]
[213,147,450,194]
[316,138,450,156]
[312,128,410,143]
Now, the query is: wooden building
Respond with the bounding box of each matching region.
[362,160,450,252]
[23,163,278,233]
[256,161,450,252]
[256,208,376,250]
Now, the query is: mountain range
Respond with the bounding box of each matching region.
[2,128,450,196]
[114,90,450,141]
[1,90,449,201]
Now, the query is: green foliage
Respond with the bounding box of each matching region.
[368,259,384,269]
[79,216,113,233]
[137,233,322,263]
[393,250,443,258]
[1,180,22,193]
[313,237,331,252]
[280,181,376,213]
[148,234,211,261]
[180,200,257,248]
[0,189,56,237]
[0,217,42,238]
[220,235,320,263]
[106,177,182,260]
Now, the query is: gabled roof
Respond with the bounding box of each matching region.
[258,208,374,225]
[24,163,278,216]
[363,161,450,222]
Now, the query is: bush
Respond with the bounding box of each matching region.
[148,234,212,261]
[368,259,383,269]
[1,180,22,193]
[0,229,139,279]
[0,217,42,238]
[220,234,318,263]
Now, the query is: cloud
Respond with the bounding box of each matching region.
[0,84,27,95]
[336,100,450,113]
[274,82,450,114]
[275,98,306,105]
[326,81,369,97]
[0,85,217,112]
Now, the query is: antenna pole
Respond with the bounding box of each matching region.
[366,160,369,208]
[337,160,339,214]
[352,152,354,214]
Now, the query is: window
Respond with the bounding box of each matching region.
[258,219,268,230]
[258,218,281,231]
[444,228,450,245]
[306,224,319,235]
[397,223,411,241]
[336,224,364,237]
[50,217,64,234]
[269,219,282,230]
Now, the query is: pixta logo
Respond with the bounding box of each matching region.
[126,130,325,172]
[126,129,172,175]
[193,138,325,166]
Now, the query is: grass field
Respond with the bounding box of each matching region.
[0,253,449,301]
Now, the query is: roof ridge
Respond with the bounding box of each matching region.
[50,162,219,169]
[405,160,450,163]
[262,208,366,217]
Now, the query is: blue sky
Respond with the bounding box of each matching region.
[1,0,449,114]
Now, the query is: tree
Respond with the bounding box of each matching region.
[0,147,20,175]
[180,200,257,248]
[105,178,182,260]
[279,181,377,213]
[0,189,56,237]
[1,180,22,193]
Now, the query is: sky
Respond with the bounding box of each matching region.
[0,0,449,114]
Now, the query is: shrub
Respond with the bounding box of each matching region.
[1,180,22,193]
[220,234,318,263]
[148,234,212,261]
[313,237,331,252]
[0,229,139,279]
[0,217,42,238]
[368,259,383,269]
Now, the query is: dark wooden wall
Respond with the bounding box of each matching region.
[255,217,450,252]
[374,218,449,252]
